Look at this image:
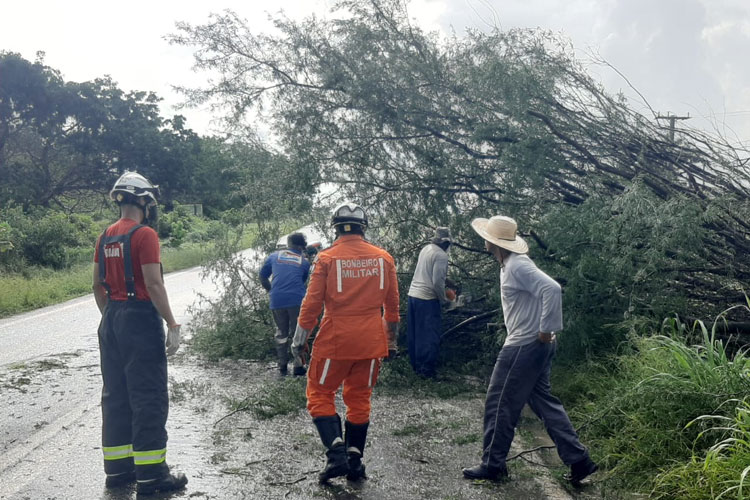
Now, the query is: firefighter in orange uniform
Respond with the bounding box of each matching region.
[291,202,400,484]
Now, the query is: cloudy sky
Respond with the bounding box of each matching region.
[2,0,748,145]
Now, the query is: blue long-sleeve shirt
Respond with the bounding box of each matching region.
[259,249,311,310]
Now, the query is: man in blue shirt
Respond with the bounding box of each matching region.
[260,233,312,376]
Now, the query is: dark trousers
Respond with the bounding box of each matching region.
[272,306,302,370]
[407,297,442,377]
[98,300,169,480]
[482,340,587,471]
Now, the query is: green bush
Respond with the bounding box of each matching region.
[652,399,750,500]
[557,311,750,496]
[191,296,276,361]
[0,206,101,269]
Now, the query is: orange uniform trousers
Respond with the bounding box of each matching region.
[306,356,382,425]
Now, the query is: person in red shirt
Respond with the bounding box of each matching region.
[292,202,400,483]
[92,171,187,495]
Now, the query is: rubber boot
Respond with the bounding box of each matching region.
[313,415,348,483]
[136,471,188,495]
[345,420,369,481]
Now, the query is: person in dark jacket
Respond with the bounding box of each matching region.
[260,232,311,377]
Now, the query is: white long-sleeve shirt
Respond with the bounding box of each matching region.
[408,243,449,304]
[500,253,563,346]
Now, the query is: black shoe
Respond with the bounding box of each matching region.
[292,366,306,377]
[462,464,508,481]
[136,472,188,496]
[319,442,349,483]
[278,366,288,377]
[565,457,598,486]
[105,470,136,488]
[346,449,367,481]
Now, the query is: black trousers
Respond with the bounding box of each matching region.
[98,300,169,480]
[482,340,587,471]
[272,306,302,370]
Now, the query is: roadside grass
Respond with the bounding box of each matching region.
[652,399,750,500]
[0,236,238,319]
[0,263,92,317]
[555,310,750,497]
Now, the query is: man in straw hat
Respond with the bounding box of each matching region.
[462,215,598,486]
[406,227,456,378]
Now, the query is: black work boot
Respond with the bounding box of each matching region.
[462,463,508,481]
[344,420,369,481]
[313,415,349,483]
[292,365,307,377]
[136,471,188,495]
[105,470,136,488]
[565,456,598,486]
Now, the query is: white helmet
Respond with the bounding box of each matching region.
[331,202,368,228]
[110,171,159,205]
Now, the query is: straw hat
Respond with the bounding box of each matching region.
[470,216,528,254]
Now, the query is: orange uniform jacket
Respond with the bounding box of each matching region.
[297,234,400,360]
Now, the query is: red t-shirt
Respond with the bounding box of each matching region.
[94,218,160,301]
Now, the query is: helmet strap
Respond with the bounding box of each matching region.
[143,204,158,228]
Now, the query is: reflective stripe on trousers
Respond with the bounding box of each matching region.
[103,443,133,461]
[133,448,167,466]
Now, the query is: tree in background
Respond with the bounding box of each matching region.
[0,52,200,210]
[171,0,750,360]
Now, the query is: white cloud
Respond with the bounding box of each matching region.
[2,0,748,143]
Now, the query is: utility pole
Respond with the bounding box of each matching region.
[655,113,690,142]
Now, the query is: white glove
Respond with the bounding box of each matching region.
[166,324,181,356]
[291,324,311,362]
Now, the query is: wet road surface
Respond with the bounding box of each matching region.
[0,263,606,499]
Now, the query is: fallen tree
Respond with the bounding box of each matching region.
[171,0,750,359]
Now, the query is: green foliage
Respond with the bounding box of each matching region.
[0,263,92,316]
[0,52,203,210]
[377,357,484,399]
[188,223,281,362]
[240,377,307,420]
[0,222,14,253]
[538,183,712,358]
[652,399,750,500]
[191,297,275,361]
[158,204,191,247]
[0,205,101,269]
[653,400,750,500]
[557,311,750,496]
[173,0,750,367]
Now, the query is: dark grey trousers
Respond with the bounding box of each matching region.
[482,340,587,471]
[272,306,302,369]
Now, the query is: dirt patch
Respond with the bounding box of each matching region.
[164,352,614,499]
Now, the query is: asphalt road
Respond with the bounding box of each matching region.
[0,264,219,499]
